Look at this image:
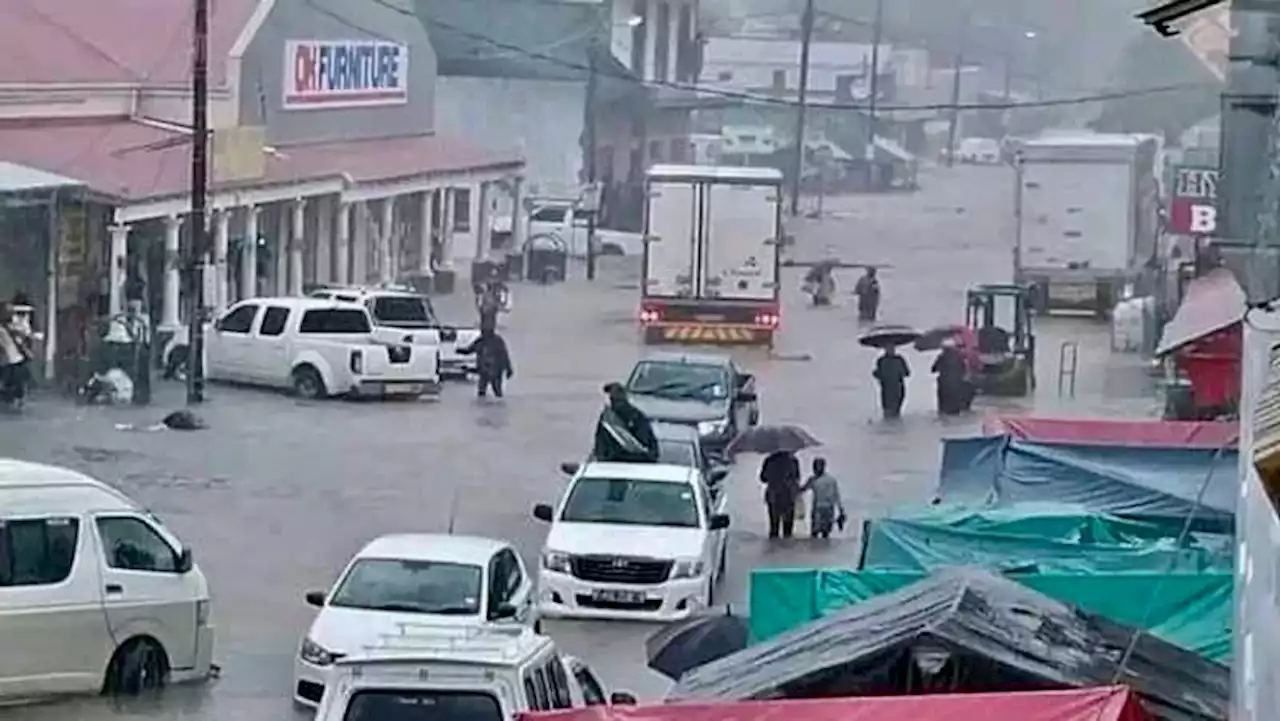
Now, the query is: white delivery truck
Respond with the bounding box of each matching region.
[639,165,784,347]
[1012,133,1160,316]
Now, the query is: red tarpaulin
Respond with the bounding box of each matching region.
[520,687,1151,721]
[982,416,1238,449]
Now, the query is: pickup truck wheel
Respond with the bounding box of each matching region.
[291,366,326,399]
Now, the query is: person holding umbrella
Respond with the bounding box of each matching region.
[931,337,970,415]
[727,424,821,540]
[861,325,917,420]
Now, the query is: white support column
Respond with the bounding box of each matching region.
[335,201,351,284]
[241,206,259,300]
[161,215,182,329]
[475,182,492,262]
[275,204,289,294]
[351,201,369,283]
[510,177,526,261]
[643,0,658,81]
[379,197,395,284]
[107,224,130,317]
[213,209,230,310]
[418,190,435,275]
[289,198,305,295]
[315,196,333,285]
[439,188,455,269]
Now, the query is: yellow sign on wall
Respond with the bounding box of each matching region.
[212,126,267,184]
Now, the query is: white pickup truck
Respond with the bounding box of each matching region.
[309,285,480,379]
[165,297,440,399]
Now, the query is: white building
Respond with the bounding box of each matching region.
[698,36,894,104]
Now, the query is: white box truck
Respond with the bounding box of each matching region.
[1013,133,1160,315]
[639,165,784,347]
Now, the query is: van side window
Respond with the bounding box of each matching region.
[217,304,258,333]
[96,517,178,573]
[0,518,79,587]
[573,664,608,706]
[532,667,551,710]
[259,307,290,336]
[548,658,573,709]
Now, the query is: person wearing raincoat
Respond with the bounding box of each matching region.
[873,345,909,419]
[931,338,970,415]
[593,382,659,463]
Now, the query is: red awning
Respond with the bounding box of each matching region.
[521,687,1151,721]
[1156,268,1246,357]
[982,416,1239,448]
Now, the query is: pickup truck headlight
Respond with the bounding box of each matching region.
[299,638,343,666]
[697,419,730,437]
[671,558,705,580]
[542,550,572,574]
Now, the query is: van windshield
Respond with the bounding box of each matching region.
[343,689,502,721]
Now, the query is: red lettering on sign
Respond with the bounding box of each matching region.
[294,44,313,93]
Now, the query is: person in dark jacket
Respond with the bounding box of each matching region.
[759,450,801,539]
[854,267,880,322]
[593,382,659,463]
[873,346,909,419]
[931,339,970,415]
[460,322,513,398]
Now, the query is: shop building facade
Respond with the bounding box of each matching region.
[0,0,525,378]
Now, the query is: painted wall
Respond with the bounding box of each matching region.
[434,76,585,199]
[237,0,438,144]
[1237,316,1280,721]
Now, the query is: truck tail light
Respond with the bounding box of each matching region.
[754,308,780,327]
[639,304,663,324]
[349,350,364,374]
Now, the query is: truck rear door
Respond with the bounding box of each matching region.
[702,183,780,301]
[644,181,698,298]
[1020,161,1132,273]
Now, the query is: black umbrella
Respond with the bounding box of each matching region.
[646,610,749,680]
[726,424,821,456]
[914,324,968,351]
[859,324,920,349]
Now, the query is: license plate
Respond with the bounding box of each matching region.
[694,313,725,322]
[390,383,423,395]
[592,589,646,604]
[1049,283,1095,303]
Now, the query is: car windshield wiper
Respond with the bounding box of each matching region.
[367,602,476,615]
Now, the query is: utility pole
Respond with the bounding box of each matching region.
[186,0,210,404]
[584,38,598,281]
[944,47,964,168]
[788,0,815,217]
[863,0,884,188]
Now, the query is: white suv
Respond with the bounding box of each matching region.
[532,462,729,621]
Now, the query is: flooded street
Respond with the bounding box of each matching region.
[0,166,1158,720]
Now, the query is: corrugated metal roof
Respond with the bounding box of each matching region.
[1252,341,1280,467]
[0,160,85,193]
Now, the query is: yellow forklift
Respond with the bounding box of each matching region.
[966,283,1037,397]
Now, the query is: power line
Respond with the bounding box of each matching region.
[385,0,1212,113]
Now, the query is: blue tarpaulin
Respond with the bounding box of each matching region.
[936,436,1237,531]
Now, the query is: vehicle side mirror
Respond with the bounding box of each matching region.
[737,373,753,386]
[610,692,638,706]
[176,547,194,574]
[559,461,581,476]
[736,391,757,402]
[709,468,729,484]
[493,602,519,620]
[533,504,554,522]
[710,514,731,530]
[305,590,326,607]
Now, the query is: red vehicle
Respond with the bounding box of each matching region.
[639,165,783,347]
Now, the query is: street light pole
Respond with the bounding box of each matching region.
[864,0,884,187]
[186,0,210,404]
[584,39,599,281]
[788,0,815,217]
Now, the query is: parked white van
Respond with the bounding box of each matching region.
[314,624,633,721]
[0,459,215,700]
